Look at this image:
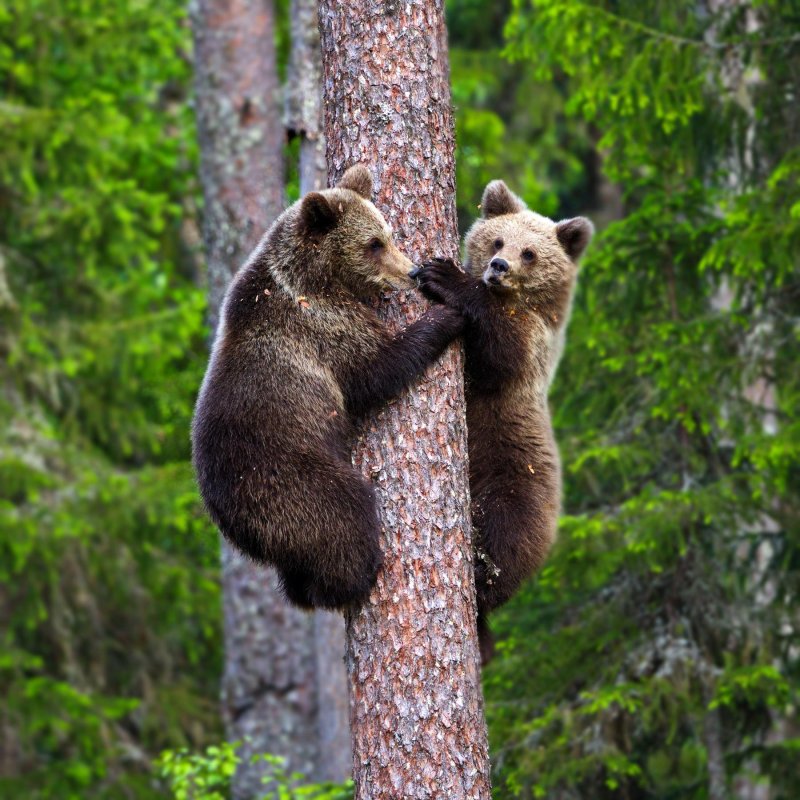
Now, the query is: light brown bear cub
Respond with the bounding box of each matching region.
[415,179,593,661]
[192,165,463,610]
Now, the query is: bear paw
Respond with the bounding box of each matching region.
[414,256,469,309]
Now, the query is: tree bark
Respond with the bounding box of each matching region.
[189,2,319,797]
[318,3,492,798]
[286,0,327,193]
[286,0,351,783]
[189,0,284,330]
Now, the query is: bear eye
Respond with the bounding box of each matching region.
[493,238,503,251]
[521,248,536,263]
[368,237,385,253]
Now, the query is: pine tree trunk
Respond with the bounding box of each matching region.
[189,2,319,796]
[286,0,327,193]
[318,3,492,798]
[189,0,284,330]
[286,0,351,783]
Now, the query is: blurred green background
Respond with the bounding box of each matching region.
[1,0,798,797]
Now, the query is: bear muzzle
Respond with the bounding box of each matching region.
[483,258,511,287]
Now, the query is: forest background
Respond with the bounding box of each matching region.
[1,0,798,798]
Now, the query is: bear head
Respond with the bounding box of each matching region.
[274,164,414,298]
[464,180,594,295]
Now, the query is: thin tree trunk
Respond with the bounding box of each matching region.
[189,0,284,328]
[189,2,319,796]
[286,0,351,783]
[318,3,492,798]
[703,700,728,800]
[312,611,351,783]
[704,5,770,798]
[286,0,327,193]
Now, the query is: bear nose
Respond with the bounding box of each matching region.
[490,258,509,273]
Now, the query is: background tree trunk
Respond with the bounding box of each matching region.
[189,0,284,329]
[318,3,492,798]
[286,0,351,783]
[190,1,319,796]
[286,0,327,194]
[705,4,773,798]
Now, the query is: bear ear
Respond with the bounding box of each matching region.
[556,216,594,260]
[481,180,525,218]
[299,192,337,238]
[336,164,373,199]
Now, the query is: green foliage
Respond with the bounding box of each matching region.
[158,742,240,800]
[448,0,595,230]
[0,0,221,797]
[3,0,798,797]
[158,744,354,800]
[505,0,712,176]
[478,1,800,797]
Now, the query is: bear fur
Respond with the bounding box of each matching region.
[192,165,463,610]
[415,179,593,661]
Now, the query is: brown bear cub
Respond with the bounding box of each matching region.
[414,180,593,661]
[192,165,463,610]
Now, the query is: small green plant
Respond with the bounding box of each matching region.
[157,743,354,800]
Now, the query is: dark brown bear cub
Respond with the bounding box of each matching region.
[415,179,593,661]
[192,165,463,610]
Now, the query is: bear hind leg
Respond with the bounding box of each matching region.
[278,458,383,611]
[473,477,557,616]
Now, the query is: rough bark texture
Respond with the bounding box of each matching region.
[318,3,492,798]
[190,2,319,796]
[286,0,327,194]
[190,0,285,330]
[220,552,318,799]
[286,0,351,783]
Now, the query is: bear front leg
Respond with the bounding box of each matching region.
[343,304,464,417]
[416,258,529,391]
